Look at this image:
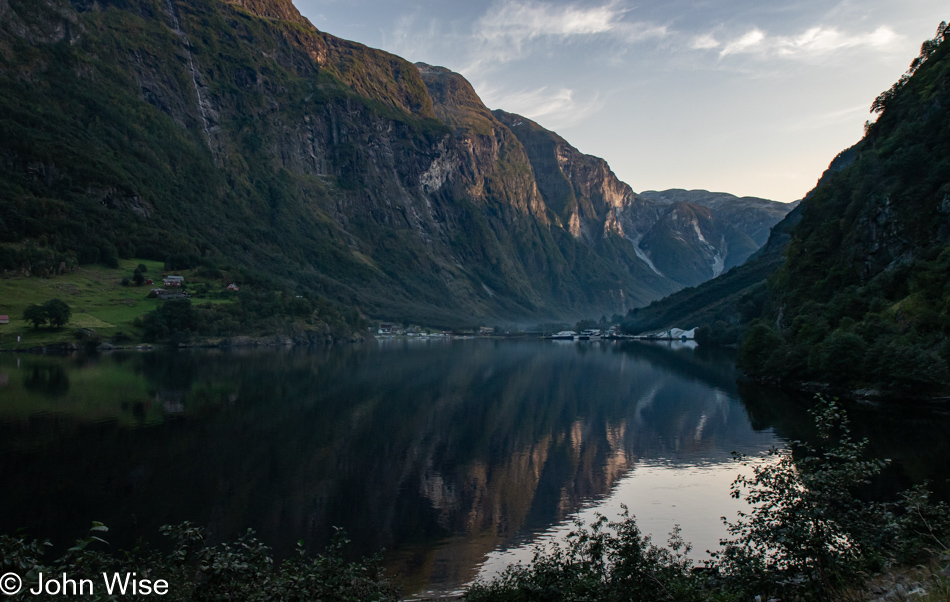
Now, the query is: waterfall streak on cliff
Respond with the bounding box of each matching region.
[162,0,217,158]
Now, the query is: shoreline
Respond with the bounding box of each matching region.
[738,372,950,405]
[0,332,367,355]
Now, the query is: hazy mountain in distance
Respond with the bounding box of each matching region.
[638,202,760,287]
[639,189,798,247]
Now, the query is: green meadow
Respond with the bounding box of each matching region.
[0,259,234,349]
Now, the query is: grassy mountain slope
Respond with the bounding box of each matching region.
[0,0,443,316]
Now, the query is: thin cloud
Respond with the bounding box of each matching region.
[382,14,434,62]
[478,0,622,42]
[479,85,605,129]
[720,29,765,57]
[690,33,720,50]
[470,0,665,66]
[773,26,898,57]
[706,25,900,60]
[616,21,668,44]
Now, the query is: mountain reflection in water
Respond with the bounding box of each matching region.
[1,340,946,596]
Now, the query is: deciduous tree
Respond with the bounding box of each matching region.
[23,304,47,329]
[43,298,71,328]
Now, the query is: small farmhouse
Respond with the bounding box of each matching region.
[163,276,184,287]
[0,315,9,325]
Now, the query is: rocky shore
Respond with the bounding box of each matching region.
[1,327,366,355]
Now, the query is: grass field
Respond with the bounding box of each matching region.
[0,260,234,350]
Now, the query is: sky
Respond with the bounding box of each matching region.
[293,0,947,203]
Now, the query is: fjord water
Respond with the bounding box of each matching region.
[1,341,948,596]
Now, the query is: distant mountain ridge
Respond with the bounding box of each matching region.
[638,189,799,247]
[0,0,791,324]
[637,202,759,287]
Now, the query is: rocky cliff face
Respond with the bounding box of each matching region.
[493,111,791,289]
[638,202,759,287]
[492,109,661,245]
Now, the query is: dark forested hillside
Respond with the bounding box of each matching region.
[628,22,950,396]
[740,22,950,395]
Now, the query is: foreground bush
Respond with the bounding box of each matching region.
[0,524,398,601]
[468,398,950,601]
[465,516,723,602]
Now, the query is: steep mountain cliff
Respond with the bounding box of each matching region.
[622,201,804,336]
[493,111,791,289]
[491,109,662,245]
[0,0,674,324]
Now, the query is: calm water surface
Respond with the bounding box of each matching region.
[1,340,948,597]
